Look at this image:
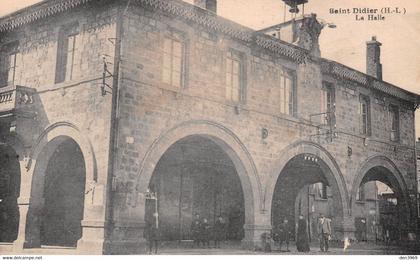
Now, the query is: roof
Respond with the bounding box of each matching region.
[320,59,420,106]
[1,0,419,106]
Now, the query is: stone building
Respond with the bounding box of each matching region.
[0,0,419,254]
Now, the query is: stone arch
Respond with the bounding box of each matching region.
[351,155,411,224]
[28,122,96,182]
[134,120,262,229]
[351,155,408,204]
[25,121,96,247]
[265,140,350,221]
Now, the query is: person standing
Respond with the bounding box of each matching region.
[296,215,310,252]
[191,213,202,248]
[317,213,332,252]
[201,218,211,248]
[214,215,226,248]
[279,218,291,252]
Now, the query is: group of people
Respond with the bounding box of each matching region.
[191,213,226,248]
[272,213,332,253]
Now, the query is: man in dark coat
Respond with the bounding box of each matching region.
[191,213,202,248]
[214,215,226,248]
[318,213,332,252]
[278,218,291,252]
[200,218,211,248]
[296,215,310,252]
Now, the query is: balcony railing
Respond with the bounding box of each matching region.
[0,85,36,117]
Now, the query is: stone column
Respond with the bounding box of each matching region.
[241,211,271,250]
[104,191,147,254]
[12,197,30,251]
[77,182,108,254]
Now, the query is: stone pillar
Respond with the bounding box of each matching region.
[104,191,147,254]
[105,221,147,254]
[23,196,44,248]
[77,220,107,254]
[241,211,271,250]
[12,197,30,251]
[336,215,356,241]
[76,181,108,254]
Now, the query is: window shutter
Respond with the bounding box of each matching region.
[55,30,69,83]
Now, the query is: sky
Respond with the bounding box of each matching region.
[1,0,419,138]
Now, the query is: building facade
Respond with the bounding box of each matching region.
[0,0,419,254]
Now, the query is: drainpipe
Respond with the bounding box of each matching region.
[104,0,126,252]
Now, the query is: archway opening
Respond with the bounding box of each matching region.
[354,166,408,244]
[0,145,20,242]
[272,154,344,242]
[40,138,86,247]
[147,135,245,242]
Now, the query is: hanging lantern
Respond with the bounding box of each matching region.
[282,0,308,14]
[289,6,299,13]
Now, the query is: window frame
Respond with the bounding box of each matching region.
[356,184,365,201]
[0,41,19,88]
[55,23,79,84]
[225,49,245,104]
[279,67,296,116]
[389,104,400,142]
[313,182,328,200]
[359,95,371,136]
[162,30,187,90]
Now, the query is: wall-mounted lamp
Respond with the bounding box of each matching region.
[363,137,369,147]
[347,146,353,157]
[262,128,269,140]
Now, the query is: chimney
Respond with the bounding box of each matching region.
[194,0,217,13]
[366,36,382,80]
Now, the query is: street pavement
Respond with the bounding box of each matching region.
[155,241,420,255]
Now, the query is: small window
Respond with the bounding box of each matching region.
[162,31,185,89]
[313,182,328,200]
[55,24,79,84]
[226,50,243,103]
[356,184,365,201]
[0,42,19,87]
[321,82,335,125]
[359,95,371,136]
[279,68,295,116]
[389,105,399,142]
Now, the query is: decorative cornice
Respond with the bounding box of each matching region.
[136,0,254,42]
[254,34,308,63]
[0,0,93,32]
[320,58,420,106]
[1,0,419,105]
[134,0,309,62]
[0,0,307,62]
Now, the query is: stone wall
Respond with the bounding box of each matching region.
[109,2,418,252]
[0,1,119,254]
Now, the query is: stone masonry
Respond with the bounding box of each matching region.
[0,0,419,255]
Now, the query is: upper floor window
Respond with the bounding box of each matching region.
[321,82,335,125]
[162,31,185,89]
[359,95,371,136]
[313,182,328,200]
[356,184,365,201]
[225,50,244,103]
[389,105,399,142]
[279,68,295,115]
[0,42,19,87]
[55,24,79,84]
